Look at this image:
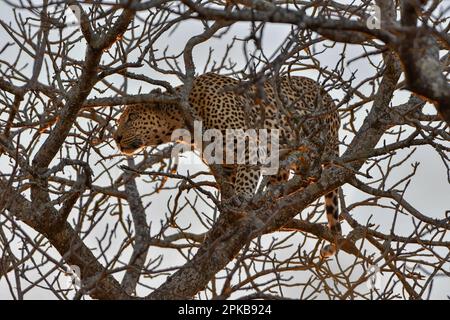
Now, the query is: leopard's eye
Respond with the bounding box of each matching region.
[128,113,137,121]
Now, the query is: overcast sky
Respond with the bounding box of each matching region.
[0,1,449,299]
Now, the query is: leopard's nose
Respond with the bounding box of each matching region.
[115,133,123,143]
[131,139,142,149]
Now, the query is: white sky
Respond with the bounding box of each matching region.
[0,1,449,299]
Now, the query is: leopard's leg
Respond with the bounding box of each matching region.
[234,164,261,201]
[224,129,262,205]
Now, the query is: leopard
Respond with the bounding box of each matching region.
[114,72,341,257]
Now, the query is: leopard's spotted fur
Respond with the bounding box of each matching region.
[114,73,341,257]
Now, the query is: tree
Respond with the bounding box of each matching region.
[0,0,449,300]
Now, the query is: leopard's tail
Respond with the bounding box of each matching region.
[320,189,341,258]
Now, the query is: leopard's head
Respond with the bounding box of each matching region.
[114,103,183,155]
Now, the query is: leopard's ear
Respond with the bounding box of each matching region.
[150,87,162,94]
[150,88,164,109]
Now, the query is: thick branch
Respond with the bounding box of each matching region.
[0,179,129,300]
[121,159,150,295]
